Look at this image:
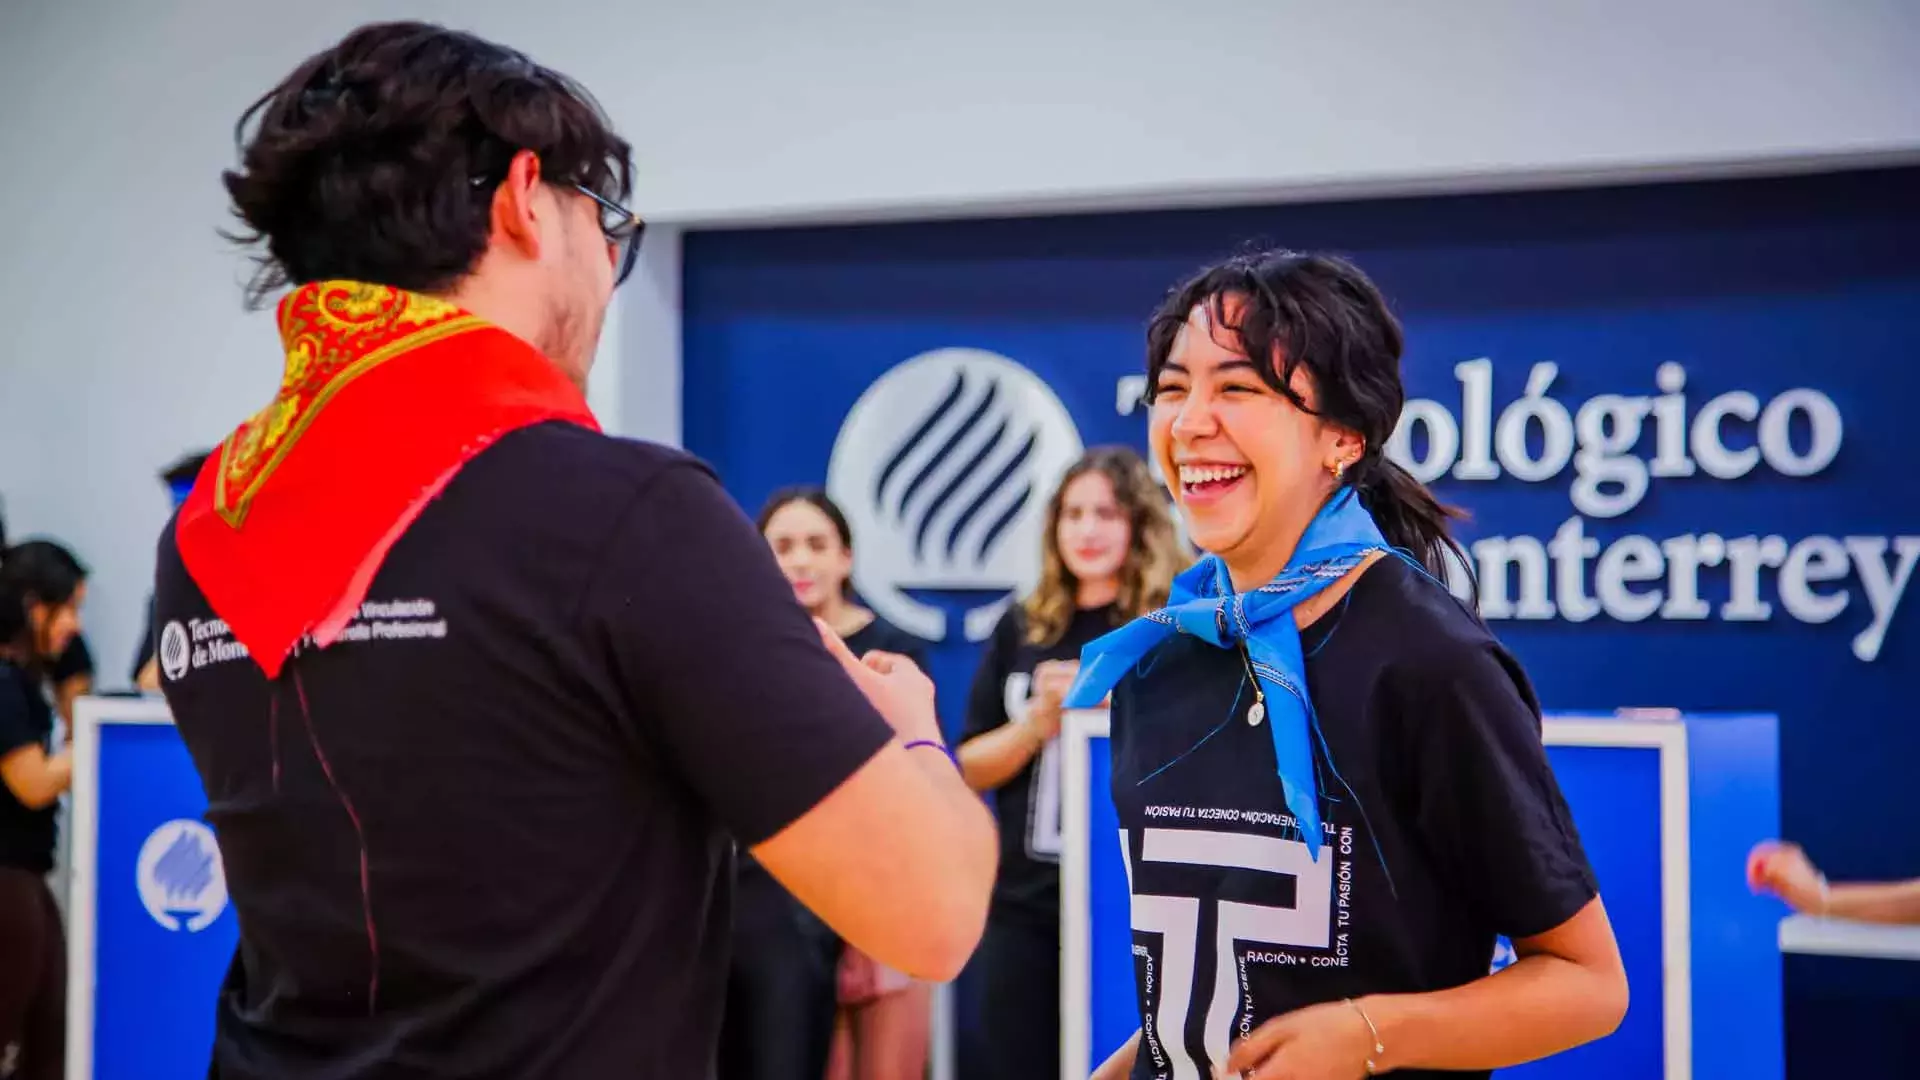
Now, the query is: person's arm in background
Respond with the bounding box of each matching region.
[955,613,1073,792]
[0,743,71,809]
[1749,840,1920,925]
[0,671,71,809]
[587,462,996,981]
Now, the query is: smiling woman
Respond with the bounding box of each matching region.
[1070,250,1628,1080]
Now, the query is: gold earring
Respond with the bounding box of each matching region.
[1331,459,1349,482]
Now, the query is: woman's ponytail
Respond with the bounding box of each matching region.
[1354,456,1473,598]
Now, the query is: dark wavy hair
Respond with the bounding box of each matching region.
[222,21,633,307]
[1144,250,1470,586]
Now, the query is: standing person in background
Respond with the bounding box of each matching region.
[1749,840,1920,925]
[1070,252,1625,1080]
[956,447,1185,1080]
[7,500,96,725]
[132,451,212,692]
[723,487,930,1080]
[0,537,88,1080]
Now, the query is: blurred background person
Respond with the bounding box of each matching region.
[0,533,88,1080]
[956,446,1184,1080]
[1749,840,1920,925]
[9,498,95,725]
[723,487,929,1080]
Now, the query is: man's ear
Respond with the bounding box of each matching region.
[485,149,546,261]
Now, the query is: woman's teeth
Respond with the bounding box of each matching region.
[1178,464,1248,487]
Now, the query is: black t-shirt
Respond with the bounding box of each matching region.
[842,616,927,673]
[964,603,1120,927]
[0,657,56,872]
[154,423,896,1080]
[736,613,925,895]
[1110,557,1597,1080]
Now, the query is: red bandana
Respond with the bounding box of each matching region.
[174,280,600,678]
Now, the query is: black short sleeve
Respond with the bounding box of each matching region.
[962,607,1021,740]
[1404,643,1599,940]
[582,462,895,846]
[50,634,93,684]
[0,667,42,759]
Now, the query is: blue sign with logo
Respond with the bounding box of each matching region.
[74,705,234,1080]
[682,166,1920,1074]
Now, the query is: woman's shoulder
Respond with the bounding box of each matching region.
[1325,554,1510,675]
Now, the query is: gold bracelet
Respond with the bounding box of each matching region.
[1345,997,1385,1075]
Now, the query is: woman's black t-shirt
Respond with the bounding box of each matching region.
[842,616,928,674]
[1110,557,1598,1080]
[0,657,57,872]
[965,602,1121,928]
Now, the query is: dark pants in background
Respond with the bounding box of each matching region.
[721,865,843,1080]
[977,913,1058,1080]
[0,868,64,1080]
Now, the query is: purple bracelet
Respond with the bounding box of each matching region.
[904,739,960,768]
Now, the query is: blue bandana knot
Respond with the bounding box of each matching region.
[1064,489,1390,859]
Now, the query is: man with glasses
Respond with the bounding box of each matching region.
[152,21,995,1080]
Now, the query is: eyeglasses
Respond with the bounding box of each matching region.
[574,185,645,287]
[466,174,645,287]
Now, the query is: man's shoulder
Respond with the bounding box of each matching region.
[445,423,720,530]
[478,422,711,490]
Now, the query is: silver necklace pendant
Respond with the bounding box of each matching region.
[1248,699,1266,727]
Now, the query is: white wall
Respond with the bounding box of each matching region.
[1,0,1915,685]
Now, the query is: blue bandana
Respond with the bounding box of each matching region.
[1063,489,1389,857]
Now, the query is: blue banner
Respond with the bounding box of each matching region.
[682,166,1920,1074]
[88,718,234,1079]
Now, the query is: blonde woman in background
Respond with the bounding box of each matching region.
[956,446,1186,1080]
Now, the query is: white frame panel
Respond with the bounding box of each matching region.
[66,694,177,1080]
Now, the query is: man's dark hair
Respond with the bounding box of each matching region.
[222,21,633,307]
